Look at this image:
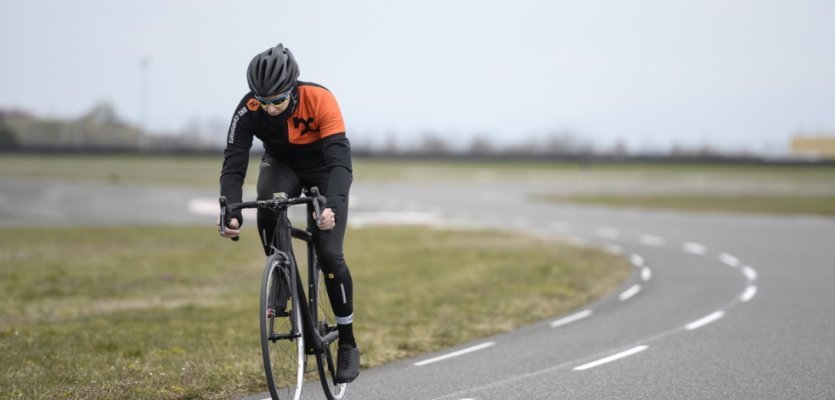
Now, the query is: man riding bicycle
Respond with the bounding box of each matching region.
[217,43,359,383]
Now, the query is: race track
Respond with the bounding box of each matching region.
[4,178,833,399]
[290,182,835,400]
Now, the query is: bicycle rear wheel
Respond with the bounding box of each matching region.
[314,268,348,400]
[260,255,305,400]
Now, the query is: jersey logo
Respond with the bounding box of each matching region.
[292,117,320,135]
[246,98,260,112]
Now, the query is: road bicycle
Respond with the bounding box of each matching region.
[220,187,348,400]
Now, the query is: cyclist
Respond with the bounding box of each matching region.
[217,43,359,383]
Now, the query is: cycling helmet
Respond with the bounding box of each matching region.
[246,43,299,97]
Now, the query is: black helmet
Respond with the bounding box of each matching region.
[247,43,299,97]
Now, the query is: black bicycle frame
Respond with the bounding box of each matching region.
[273,202,339,356]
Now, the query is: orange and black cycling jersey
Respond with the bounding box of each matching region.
[220,81,352,223]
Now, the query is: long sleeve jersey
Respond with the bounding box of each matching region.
[220,81,353,225]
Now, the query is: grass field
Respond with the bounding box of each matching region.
[537,193,835,217]
[2,153,834,187]
[2,153,833,216]
[3,153,831,398]
[0,225,628,400]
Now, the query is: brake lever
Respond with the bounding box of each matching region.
[308,187,327,226]
[219,196,239,241]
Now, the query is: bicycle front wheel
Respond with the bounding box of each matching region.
[314,269,348,400]
[260,256,305,400]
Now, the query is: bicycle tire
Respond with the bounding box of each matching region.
[314,268,348,400]
[260,254,305,400]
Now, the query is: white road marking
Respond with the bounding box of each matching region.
[414,342,495,366]
[550,309,593,328]
[683,242,707,255]
[742,266,758,281]
[619,284,641,301]
[741,286,758,302]
[639,234,665,247]
[188,198,218,216]
[595,227,620,239]
[189,197,257,220]
[349,211,442,227]
[641,267,652,282]
[603,244,623,255]
[630,254,645,267]
[685,311,725,330]
[573,345,649,371]
[719,253,741,267]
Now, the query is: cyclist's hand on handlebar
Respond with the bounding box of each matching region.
[216,217,241,239]
[315,208,336,231]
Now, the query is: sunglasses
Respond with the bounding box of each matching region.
[255,90,293,108]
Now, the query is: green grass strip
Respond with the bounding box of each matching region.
[3,154,835,188]
[539,194,835,216]
[0,225,628,400]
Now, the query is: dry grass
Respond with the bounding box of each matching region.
[537,193,835,216]
[0,225,628,399]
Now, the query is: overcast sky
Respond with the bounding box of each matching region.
[2,0,833,152]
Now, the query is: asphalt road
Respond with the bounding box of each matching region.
[4,179,834,399]
[299,182,835,400]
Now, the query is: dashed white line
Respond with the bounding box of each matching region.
[719,253,741,267]
[414,342,495,366]
[683,242,707,255]
[685,311,725,330]
[641,267,652,282]
[619,284,641,301]
[349,211,443,227]
[595,227,620,239]
[639,234,665,247]
[550,309,593,328]
[573,345,649,371]
[741,286,758,302]
[742,266,758,281]
[630,254,645,267]
[187,198,219,216]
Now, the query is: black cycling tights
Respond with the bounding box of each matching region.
[256,158,353,322]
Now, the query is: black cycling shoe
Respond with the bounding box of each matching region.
[335,343,360,383]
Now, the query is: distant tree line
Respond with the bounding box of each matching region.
[0,103,217,153]
[3,104,830,164]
